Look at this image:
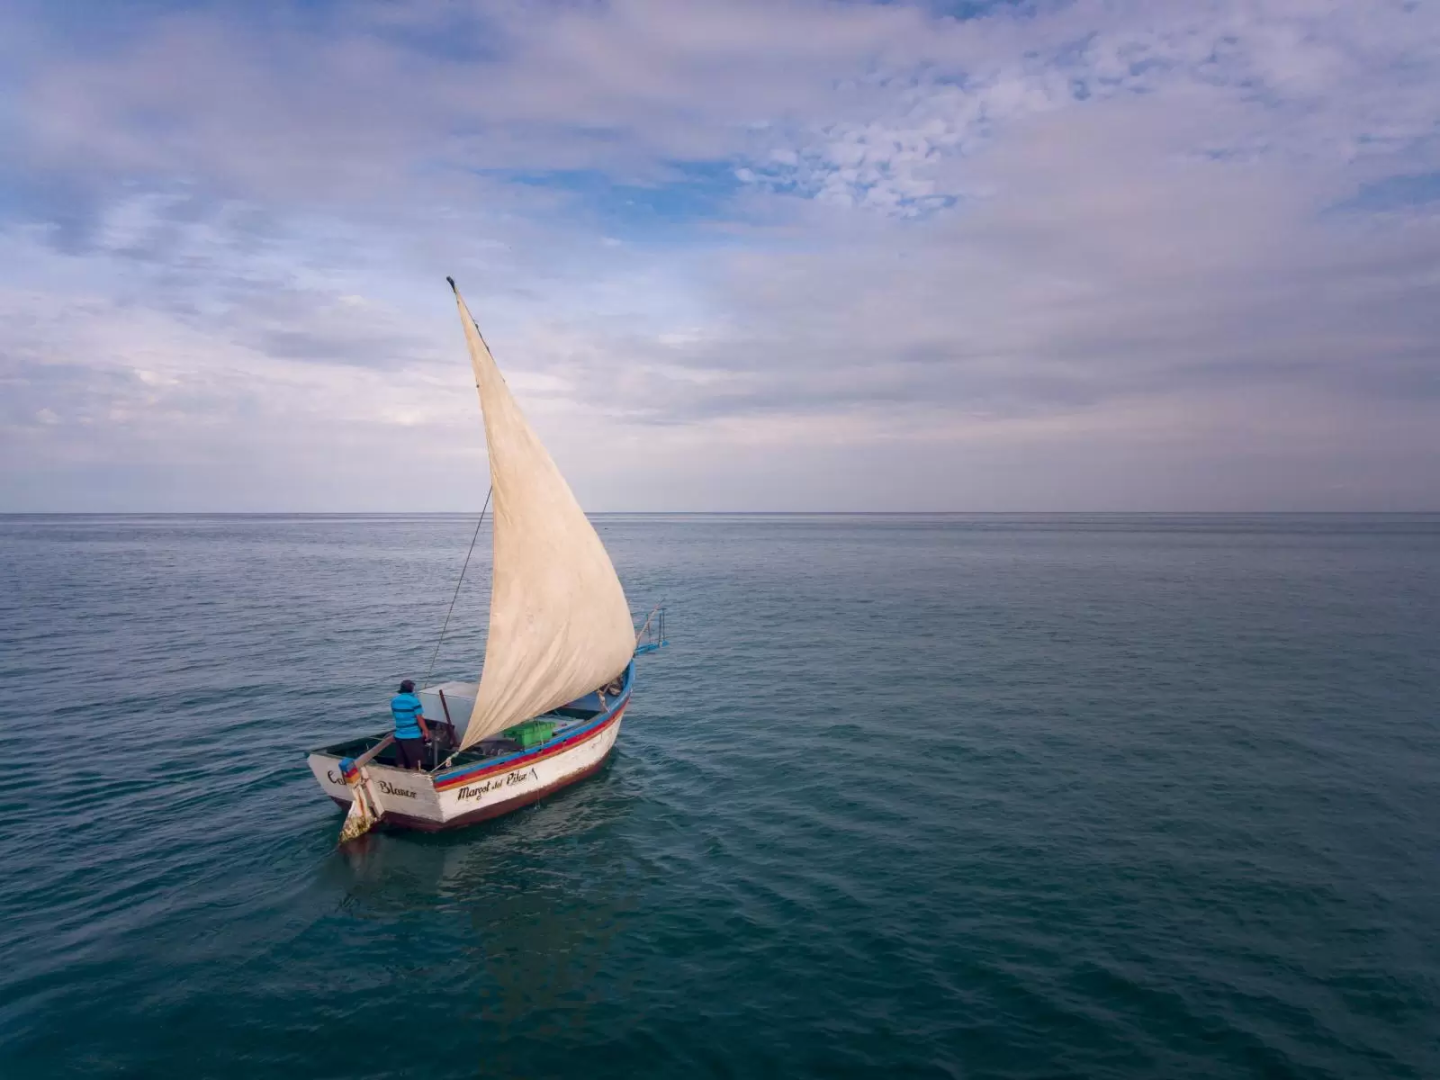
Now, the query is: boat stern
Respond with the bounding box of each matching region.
[307,750,355,807]
[307,743,448,828]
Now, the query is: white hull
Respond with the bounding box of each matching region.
[308,697,626,833]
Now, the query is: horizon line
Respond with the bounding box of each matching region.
[3,510,1438,517]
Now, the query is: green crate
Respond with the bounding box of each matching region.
[503,719,556,749]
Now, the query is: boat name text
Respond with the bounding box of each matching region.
[456,767,539,800]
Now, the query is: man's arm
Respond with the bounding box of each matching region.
[417,707,431,741]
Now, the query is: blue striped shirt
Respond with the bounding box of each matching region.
[390,692,425,739]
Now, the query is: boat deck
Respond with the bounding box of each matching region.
[315,704,603,774]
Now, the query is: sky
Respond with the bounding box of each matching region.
[2,0,1437,512]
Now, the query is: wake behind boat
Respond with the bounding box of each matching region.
[307,279,667,841]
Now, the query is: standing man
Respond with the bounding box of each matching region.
[390,679,431,770]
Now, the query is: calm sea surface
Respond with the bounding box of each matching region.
[1,514,1438,1079]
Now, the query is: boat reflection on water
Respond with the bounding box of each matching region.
[329,754,634,883]
[321,757,642,1039]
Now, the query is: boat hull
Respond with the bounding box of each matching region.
[308,677,629,833]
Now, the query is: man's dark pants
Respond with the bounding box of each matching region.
[395,736,425,769]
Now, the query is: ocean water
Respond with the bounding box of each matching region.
[1,513,1438,1079]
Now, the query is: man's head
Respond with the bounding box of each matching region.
[400,679,416,694]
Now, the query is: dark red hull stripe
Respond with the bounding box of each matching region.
[431,697,628,792]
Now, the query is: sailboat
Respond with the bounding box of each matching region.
[307,279,666,840]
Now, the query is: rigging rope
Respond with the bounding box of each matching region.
[424,486,492,693]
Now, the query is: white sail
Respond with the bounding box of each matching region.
[449,283,635,750]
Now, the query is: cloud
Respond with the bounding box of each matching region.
[1,0,1438,510]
